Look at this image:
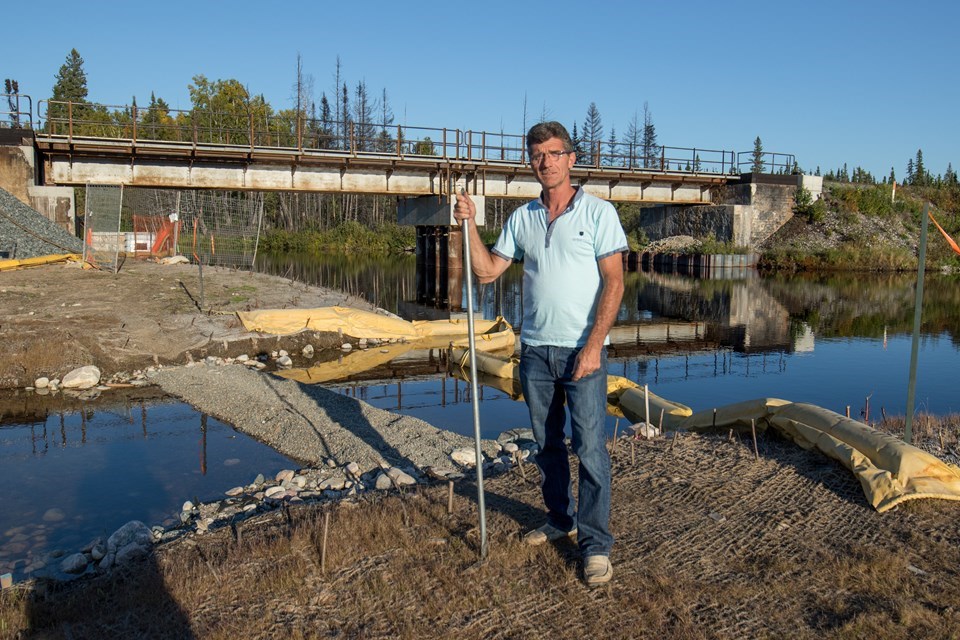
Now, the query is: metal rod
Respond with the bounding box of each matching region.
[905,202,930,444]
[460,187,487,559]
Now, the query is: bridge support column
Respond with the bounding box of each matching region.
[415,226,464,310]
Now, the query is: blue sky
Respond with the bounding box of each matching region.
[3,0,957,180]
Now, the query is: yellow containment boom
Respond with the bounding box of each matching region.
[0,253,82,271]
[449,350,960,513]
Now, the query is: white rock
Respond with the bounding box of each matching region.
[34,377,50,389]
[182,501,195,512]
[90,543,106,561]
[451,447,479,466]
[301,344,314,358]
[386,467,417,486]
[375,473,393,490]
[61,366,101,390]
[502,442,519,454]
[319,477,347,491]
[278,349,288,357]
[341,343,353,351]
[225,487,244,497]
[264,486,286,499]
[276,355,293,368]
[630,422,661,439]
[236,354,249,362]
[60,553,89,574]
[345,462,361,478]
[275,469,295,483]
[292,475,307,488]
[106,521,153,567]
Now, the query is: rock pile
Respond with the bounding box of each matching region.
[0,187,83,259]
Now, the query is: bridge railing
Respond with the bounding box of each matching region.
[36,100,740,175]
[0,93,33,130]
[736,151,796,175]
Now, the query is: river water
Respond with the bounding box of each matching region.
[2,253,958,580]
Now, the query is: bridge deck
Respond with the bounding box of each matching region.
[35,134,730,204]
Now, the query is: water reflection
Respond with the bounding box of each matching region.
[0,396,296,581]
[255,253,960,421]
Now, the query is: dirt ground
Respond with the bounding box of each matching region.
[0,259,376,389]
[2,432,960,639]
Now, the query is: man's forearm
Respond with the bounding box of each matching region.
[585,274,624,350]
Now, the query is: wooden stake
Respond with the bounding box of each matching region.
[671,429,679,451]
[751,419,759,460]
[846,405,851,418]
[514,452,527,480]
[321,511,330,574]
[644,384,651,426]
[631,439,636,465]
[713,408,718,428]
[447,480,455,514]
[659,408,665,433]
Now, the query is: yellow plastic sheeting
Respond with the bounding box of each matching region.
[237,307,515,350]
[0,253,81,271]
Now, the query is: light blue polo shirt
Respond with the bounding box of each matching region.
[492,188,628,348]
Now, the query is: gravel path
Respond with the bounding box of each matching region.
[149,363,501,474]
[0,187,83,258]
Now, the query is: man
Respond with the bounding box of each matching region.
[454,121,627,587]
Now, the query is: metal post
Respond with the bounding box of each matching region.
[459,186,487,559]
[904,202,930,443]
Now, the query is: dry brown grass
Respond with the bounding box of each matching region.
[3,432,960,639]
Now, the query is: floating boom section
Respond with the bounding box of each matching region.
[448,350,960,513]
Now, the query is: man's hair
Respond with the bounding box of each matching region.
[527,121,573,153]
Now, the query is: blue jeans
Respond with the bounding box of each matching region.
[519,343,613,557]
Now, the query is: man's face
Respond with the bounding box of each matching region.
[529,137,575,191]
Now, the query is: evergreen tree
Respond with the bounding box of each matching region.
[945,163,958,186]
[604,125,617,166]
[641,102,658,168]
[906,159,915,184]
[815,166,821,177]
[581,102,603,165]
[693,154,702,172]
[352,80,377,151]
[571,121,584,163]
[840,163,849,182]
[623,110,642,169]
[49,48,89,125]
[318,93,333,148]
[340,82,351,150]
[913,149,926,186]
[376,88,394,152]
[750,136,765,173]
[889,167,896,184]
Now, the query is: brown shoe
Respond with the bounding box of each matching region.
[583,555,613,587]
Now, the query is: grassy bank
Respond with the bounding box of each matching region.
[259,221,415,256]
[760,182,960,272]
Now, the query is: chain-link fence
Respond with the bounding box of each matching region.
[83,184,123,271]
[82,186,263,272]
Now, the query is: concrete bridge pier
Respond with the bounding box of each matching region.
[400,193,486,312]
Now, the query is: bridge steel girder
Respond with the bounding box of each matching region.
[36,137,726,204]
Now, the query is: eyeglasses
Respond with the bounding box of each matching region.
[529,150,572,165]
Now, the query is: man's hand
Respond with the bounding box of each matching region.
[572,343,602,381]
[454,190,476,223]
